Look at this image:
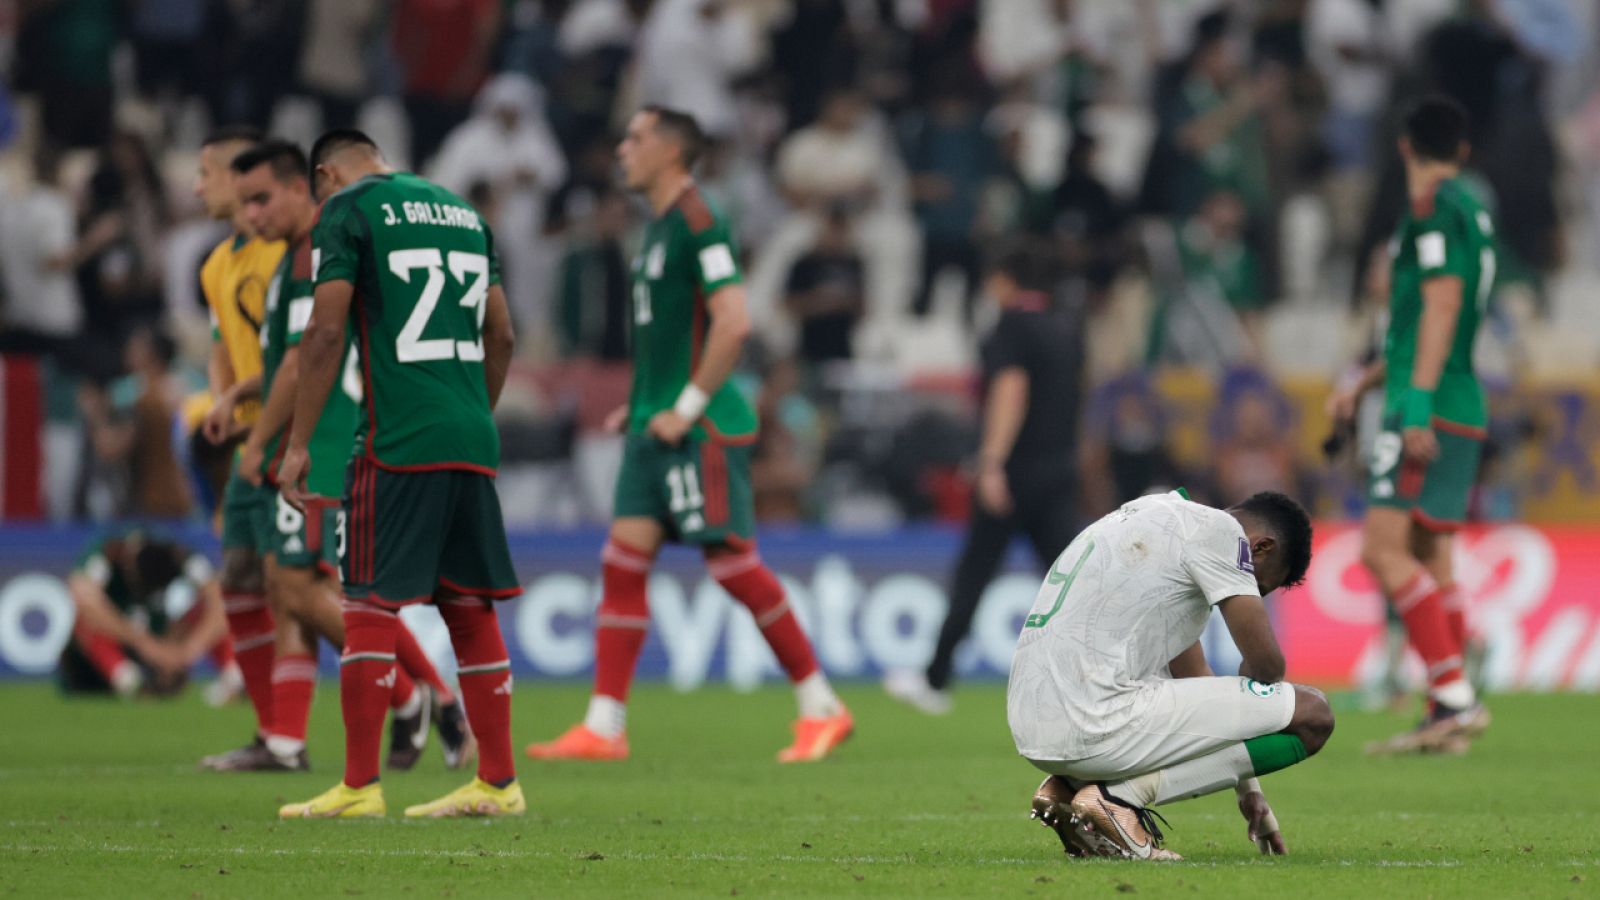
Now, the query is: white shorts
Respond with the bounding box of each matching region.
[1026,676,1297,781]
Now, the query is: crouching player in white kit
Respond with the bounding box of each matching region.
[1009,489,1334,860]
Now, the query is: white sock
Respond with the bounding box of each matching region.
[265,735,305,758]
[584,694,627,739]
[795,672,842,719]
[1106,743,1257,808]
[110,661,143,698]
[1432,679,1475,710]
[1105,771,1161,808]
[393,685,423,719]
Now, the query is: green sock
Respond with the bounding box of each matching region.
[1244,733,1308,776]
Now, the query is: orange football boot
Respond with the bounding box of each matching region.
[776,708,854,763]
[525,724,629,761]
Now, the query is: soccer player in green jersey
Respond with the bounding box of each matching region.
[1327,96,1492,754]
[526,107,852,764]
[230,140,471,775]
[276,130,523,819]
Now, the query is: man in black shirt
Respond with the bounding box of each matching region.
[887,240,1086,713]
[784,208,866,363]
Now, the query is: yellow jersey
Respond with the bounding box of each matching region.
[200,232,285,426]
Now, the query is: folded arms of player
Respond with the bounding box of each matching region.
[647,284,750,447]
[1218,594,1286,685]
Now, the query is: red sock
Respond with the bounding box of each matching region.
[268,651,317,742]
[439,598,515,787]
[1440,582,1468,648]
[1393,571,1467,694]
[594,540,653,702]
[340,600,399,788]
[708,545,819,682]
[396,624,454,703]
[74,621,128,681]
[223,593,275,736]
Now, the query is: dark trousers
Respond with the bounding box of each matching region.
[926,475,1079,690]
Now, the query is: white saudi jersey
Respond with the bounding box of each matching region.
[1007,491,1261,760]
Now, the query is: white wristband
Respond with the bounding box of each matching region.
[1236,777,1262,797]
[674,384,709,421]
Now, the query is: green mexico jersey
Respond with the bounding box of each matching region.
[1384,177,1496,429]
[259,234,362,497]
[313,172,502,472]
[628,185,757,442]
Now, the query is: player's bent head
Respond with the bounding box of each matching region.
[1229,491,1313,593]
[133,541,182,592]
[309,128,383,198]
[1402,94,1469,164]
[232,140,312,240]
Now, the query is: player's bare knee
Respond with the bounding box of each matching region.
[221,549,263,595]
[1289,684,1335,756]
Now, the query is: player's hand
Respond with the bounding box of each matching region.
[1237,790,1287,856]
[1325,385,1359,425]
[976,465,1013,517]
[237,441,266,487]
[603,404,629,434]
[202,394,238,445]
[647,410,692,447]
[1402,426,1439,464]
[276,445,312,512]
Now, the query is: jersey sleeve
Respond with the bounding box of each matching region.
[1414,206,1472,281]
[74,538,112,586]
[312,195,364,286]
[690,216,742,295]
[1182,510,1261,606]
[988,313,1034,373]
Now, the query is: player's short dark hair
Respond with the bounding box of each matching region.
[230,139,309,184]
[134,542,183,591]
[202,124,264,148]
[640,105,706,170]
[988,238,1060,294]
[1403,95,1469,163]
[309,128,382,179]
[1232,491,1314,588]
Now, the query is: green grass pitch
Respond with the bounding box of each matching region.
[1,682,1596,898]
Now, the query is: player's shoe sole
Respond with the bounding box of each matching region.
[777,710,854,763]
[404,778,526,818]
[278,782,386,819]
[1030,776,1099,858]
[525,724,630,761]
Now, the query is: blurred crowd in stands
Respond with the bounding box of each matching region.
[2,0,1600,529]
